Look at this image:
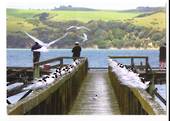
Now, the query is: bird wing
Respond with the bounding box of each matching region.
[33,46,49,52]
[66,26,76,31]
[82,33,88,42]
[79,26,91,31]
[83,33,87,39]
[24,31,45,46]
[144,81,150,85]
[48,33,68,46]
[7,90,30,104]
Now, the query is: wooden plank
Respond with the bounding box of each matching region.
[108,56,148,59]
[69,70,121,115]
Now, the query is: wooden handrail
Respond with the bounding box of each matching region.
[108,67,166,115]
[33,57,87,78]
[108,56,157,101]
[108,56,148,59]
[34,57,85,66]
[7,58,88,115]
[131,88,165,115]
[108,56,148,65]
[7,67,31,78]
[34,57,63,66]
[108,56,149,72]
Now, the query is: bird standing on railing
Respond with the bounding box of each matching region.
[108,59,150,89]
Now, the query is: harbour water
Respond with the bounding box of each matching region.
[155,84,167,110]
[7,49,159,68]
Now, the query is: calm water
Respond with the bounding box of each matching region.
[7,49,159,68]
[155,84,167,110]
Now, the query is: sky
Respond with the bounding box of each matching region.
[6,0,167,10]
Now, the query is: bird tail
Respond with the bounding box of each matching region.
[145,81,150,85]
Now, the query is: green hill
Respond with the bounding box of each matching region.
[129,11,166,31]
[7,8,166,49]
[7,9,141,32]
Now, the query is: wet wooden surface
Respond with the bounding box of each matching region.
[69,70,120,115]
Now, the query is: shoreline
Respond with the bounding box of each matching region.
[107,47,159,50]
[7,47,159,50]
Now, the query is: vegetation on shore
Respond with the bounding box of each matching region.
[7,7,166,49]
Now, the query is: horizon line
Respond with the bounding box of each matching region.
[6,5,165,11]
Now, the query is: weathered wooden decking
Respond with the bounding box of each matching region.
[69,70,120,115]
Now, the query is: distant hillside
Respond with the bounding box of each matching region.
[7,8,166,49]
[7,8,140,24]
[136,6,164,12]
[53,5,96,11]
[129,11,166,31]
[124,6,165,13]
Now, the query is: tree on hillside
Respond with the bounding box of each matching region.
[151,32,163,41]
[38,12,49,21]
[112,28,126,40]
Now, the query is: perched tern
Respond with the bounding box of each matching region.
[108,60,150,90]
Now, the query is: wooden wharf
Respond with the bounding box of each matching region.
[69,70,120,114]
[7,56,166,115]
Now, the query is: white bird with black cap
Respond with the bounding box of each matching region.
[108,59,150,90]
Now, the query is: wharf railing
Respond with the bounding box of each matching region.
[7,67,50,84]
[108,56,149,72]
[33,57,87,78]
[7,57,88,115]
[108,56,166,114]
[7,67,33,83]
[108,56,155,94]
[108,67,165,115]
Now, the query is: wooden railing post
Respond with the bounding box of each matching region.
[33,63,40,79]
[148,73,155,98]
[146,57,149,73]
[131,58,134,66]
[60,58,63,65]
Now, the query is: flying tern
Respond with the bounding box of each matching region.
[24,31,68,52]
[79,33,88,42]
[66,26,91,31]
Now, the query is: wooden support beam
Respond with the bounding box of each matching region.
[33,63,40,79]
